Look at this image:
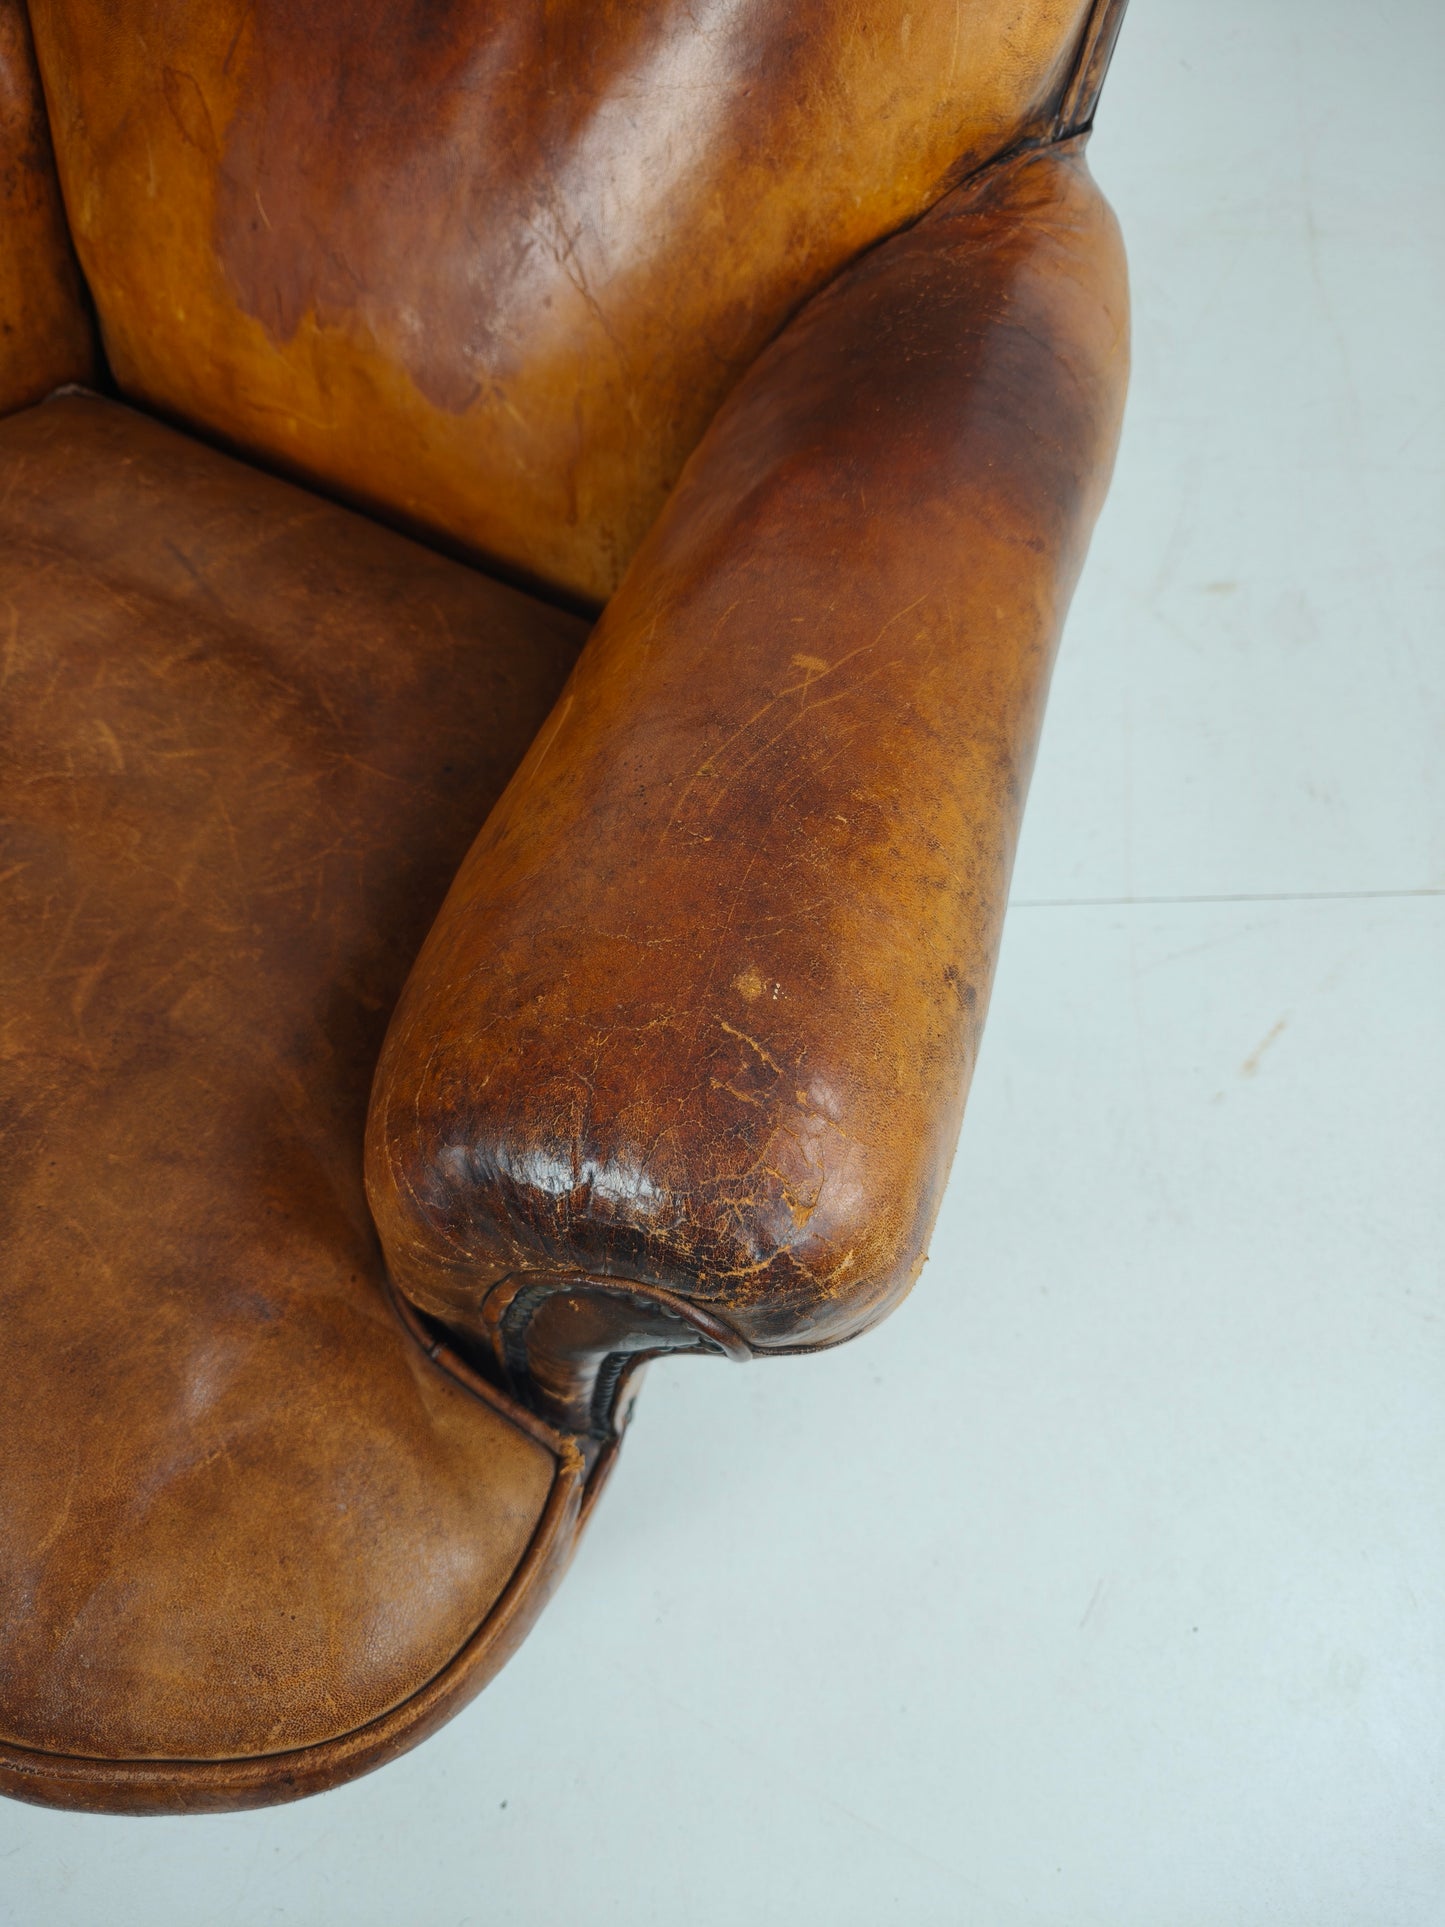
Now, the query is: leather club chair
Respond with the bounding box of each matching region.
[0,0,1130,1812]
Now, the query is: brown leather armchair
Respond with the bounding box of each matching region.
[0,0,1129,1812]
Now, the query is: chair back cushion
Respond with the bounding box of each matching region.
[30,0,1098,601]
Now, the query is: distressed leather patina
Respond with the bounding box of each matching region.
[1,0,1129,1811]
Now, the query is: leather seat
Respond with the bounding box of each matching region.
[0,396,586,1808]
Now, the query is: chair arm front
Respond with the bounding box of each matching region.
[366,135,1129,1432]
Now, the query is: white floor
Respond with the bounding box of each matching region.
[4,2,1442,1921]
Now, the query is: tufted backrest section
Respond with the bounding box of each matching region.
[29,0,1105,604]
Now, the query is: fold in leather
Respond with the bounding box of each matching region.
[368,138,1130,1355]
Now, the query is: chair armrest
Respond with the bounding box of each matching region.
[0,0,95,415]
[366,135,1128,1431]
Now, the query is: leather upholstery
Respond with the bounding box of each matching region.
[0,0,94,413]
[367,139,1128,1358]
[2,0,1131,1813]
[0,396,585,1806]
[29,0,1097,604]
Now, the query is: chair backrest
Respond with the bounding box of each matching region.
[29,0,1114,604]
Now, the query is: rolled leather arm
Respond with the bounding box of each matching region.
[366,137,1129,1416]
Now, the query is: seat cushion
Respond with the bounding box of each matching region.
[0,396,585,1789]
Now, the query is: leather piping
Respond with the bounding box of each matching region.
[477,1270,751,1443]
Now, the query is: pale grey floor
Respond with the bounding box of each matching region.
[4,2,1442,1920]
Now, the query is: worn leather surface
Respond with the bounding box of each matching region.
[0,0,94,414]
[28,0,1098,604]
[368,140,1129,1354]
[0,396,585,1763]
